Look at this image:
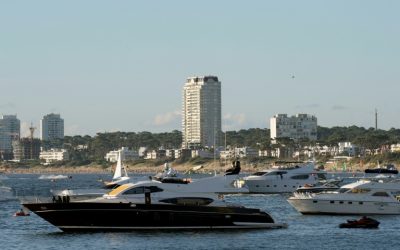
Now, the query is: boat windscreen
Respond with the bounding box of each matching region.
[339,188,350,193]
[251,172,267,176]
[159,197,214,206]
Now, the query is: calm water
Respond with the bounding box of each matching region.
[1,173,399,250]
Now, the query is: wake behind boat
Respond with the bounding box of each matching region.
[38,175,69,180]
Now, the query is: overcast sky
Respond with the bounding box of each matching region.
[1,1,399,137]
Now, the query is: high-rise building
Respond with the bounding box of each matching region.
[270,114,317,142]
[182,76,221,149]
[12,138,41,161]
[0,115,20,159]
[40,113,64,141]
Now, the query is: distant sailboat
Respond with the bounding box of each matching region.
[104,151,130,189]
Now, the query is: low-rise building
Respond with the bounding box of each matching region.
[40,149,69,165]
[338,142,357,156]
[234,147,258,158]
[145,149,166,160]
[138,147,148,157]
[390,143,400,153]
[105,147,139,162]
[174,149,191,159]
[191,149,214,159]
[220,150,235,159]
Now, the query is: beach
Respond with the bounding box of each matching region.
[1,161,372,175]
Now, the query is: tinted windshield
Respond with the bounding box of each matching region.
[251,172,267,176]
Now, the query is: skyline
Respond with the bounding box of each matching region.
[1,1,399,136]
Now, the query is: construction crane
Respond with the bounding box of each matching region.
[29,123,36,159]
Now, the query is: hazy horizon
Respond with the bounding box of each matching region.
[1,1,399,137]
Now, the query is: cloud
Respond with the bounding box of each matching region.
[153,110,180,126]
[223,113,246,130]
[331,105,347,110]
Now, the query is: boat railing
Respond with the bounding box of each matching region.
[19,196,54,204]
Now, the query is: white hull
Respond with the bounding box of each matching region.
[244,163,324,193]
[288,198,400,215]
[246,179,316,193]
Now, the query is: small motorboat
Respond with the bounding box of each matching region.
[14,209,30,217]
[339,216,379,229]
[365,164,398,174]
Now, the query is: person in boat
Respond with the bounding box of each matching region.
[225,160,241,175]
[358,216,372,223]
[15,208,29,216]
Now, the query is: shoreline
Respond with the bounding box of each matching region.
[1,162,370,175]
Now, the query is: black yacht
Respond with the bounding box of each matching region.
[22,184,285,232]
[365,164,398,174]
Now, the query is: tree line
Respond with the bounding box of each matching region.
[41,126,400,166]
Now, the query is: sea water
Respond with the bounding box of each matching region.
[1,173,399,250]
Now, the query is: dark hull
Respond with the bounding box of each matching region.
[364,169,398,174]
[339,219,379,229]
[23,202,279,231]
[296,187,338,193]
[339,223,379,229]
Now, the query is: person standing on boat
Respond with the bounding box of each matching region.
[226,160,241,175]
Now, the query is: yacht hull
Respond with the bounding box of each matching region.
[23,202,283,231]
[245,179,314,193]
[288,198,400,215]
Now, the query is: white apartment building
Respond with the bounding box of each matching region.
[391,144,400,153]
[234,147,259,158]
[39,149,69,164]
[0,115,20,156]
[338,142,357,156]
[270,114,317,142]
[105,147,139,162]
[191,149,214,159]
[182,76,222,149]
[145,149,166,160]
[40,113,64,141]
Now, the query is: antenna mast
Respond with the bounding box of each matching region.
[375,109,378,130]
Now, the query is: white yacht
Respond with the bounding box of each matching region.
[288,179,400,215]
[103,151,130,189]
[244,162,326,193]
